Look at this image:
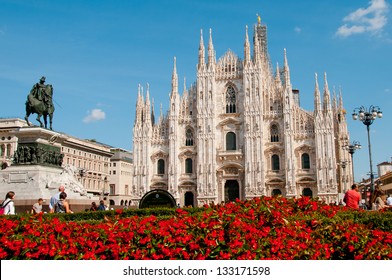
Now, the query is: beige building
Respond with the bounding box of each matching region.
[108,148,134,206]
[0,118,28,169]
[61,137,112,198]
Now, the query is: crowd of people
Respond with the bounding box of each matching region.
[343,183,392,210]
[0,185,111,215]
[1,183,392,215]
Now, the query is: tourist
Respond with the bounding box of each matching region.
[54,192,72,213]
[90,202,98,211]
[32,198,43,214]
[97,200,106,211]
[49,185,65,213]
[387,194,392,206]
[338,199,344,206]
[343,184,361,209]
[1,191,15,215]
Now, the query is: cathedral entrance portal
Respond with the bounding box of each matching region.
[302,187,313,197]
[184,191,194,207]
[224,180,239,202]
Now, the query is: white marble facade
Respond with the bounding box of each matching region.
[132,20,353,207]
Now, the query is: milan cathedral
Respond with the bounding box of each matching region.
[131,19,352,207]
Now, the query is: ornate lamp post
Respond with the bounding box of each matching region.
[339,160,348,193]
[343,140,361,182]
[352,106,382,202]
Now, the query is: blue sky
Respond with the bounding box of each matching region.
[0,0,391,182]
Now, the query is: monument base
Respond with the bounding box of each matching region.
[0,165,97,213]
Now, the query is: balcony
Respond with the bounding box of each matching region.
[217,149,243,161]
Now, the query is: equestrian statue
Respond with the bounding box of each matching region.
[25,76,55,130]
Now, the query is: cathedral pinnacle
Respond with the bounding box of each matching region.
[198,29,205,70]
[244,25,251,65]
[171,57,178,96]
[314,73,322,112]
[208,28,216,67]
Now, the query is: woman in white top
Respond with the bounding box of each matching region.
[2,191,15,215]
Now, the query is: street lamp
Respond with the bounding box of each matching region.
[343,140,361,182]
[339,160,348,193]
[352,105,382,201]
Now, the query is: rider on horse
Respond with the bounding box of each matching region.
[29,76,49,107]
[25,76,55,130]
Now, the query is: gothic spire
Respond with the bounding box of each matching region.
[323,72,331,111]
[183,77,187,96]
[171,57,178,97]
[145,83,151,123]
[244,25,251,66]
[253,25,261,65]
[283,48,290,88]
[275,62,281,85]
[207,28,216,68]
[198,29,205,70]
[314,73,322,112]
[151,97,155,125]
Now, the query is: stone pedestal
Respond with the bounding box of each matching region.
[0,127,97,212]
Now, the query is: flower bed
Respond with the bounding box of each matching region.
[0,196,391,259]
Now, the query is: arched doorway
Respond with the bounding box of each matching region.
[272,189,282,196]
[302,187,313,197]
[184,191,194,207]
[224,180,240,202]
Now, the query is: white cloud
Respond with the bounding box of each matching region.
[294,27,302,33]
[336,0,389,37]
[385,88,391,93]
[83,109,106,123]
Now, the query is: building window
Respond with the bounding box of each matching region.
[6,144,11,157]
[226,132,236,150]
[301,153,310,169]
[271,154,280,171]
[225,86,236,113]
[113,170,116,175]
[0,144,4,157]
[113,162,116,167]
[185,129,194,146]
[270,124,279,142]
[157,159,165,174]
[110,184,115,195]
[125,185,129,195]
[185,158,193,174]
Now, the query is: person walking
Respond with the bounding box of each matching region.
[49,185,65,213]
[1,191,16,215]
[54,192,72,213]
[343,184,361,209]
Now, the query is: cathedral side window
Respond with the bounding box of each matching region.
[301,153,310,169]
[271,154,280,171]
[157,159,165,175]
[270,124,279,142]
[185,129,194,146]
[185,158,193,174]
[226,132,236,151]
[225,86,236,113]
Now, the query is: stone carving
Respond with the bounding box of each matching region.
[13,144,63,167]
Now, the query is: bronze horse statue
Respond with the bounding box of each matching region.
[25,84,55,130]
